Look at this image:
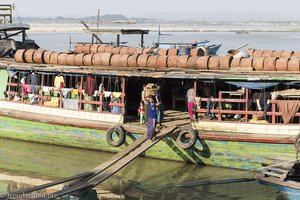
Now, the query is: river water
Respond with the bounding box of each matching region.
[27,31,300,54]
[0,138,279,200]
[3,31,296,199]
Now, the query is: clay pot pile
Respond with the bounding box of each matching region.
[246,49,300,58]
[14,48,300,71]
[73,43,208,57]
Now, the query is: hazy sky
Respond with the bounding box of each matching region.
[3,0,300,18]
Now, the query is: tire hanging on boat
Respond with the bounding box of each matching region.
[176,127,197,149]
[106,125,126,147]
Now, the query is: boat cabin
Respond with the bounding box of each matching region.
[1,59,300,136]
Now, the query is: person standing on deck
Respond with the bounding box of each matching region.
[141,84,148,124]
[186,86,195,120]
[147,96,157,140]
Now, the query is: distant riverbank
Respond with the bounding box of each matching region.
[26,22,300,33]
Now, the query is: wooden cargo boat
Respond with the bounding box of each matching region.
[1,6,300,170]
[256,158,300,200]
[1,48,300,171]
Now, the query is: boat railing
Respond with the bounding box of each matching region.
[0,4,13,24]
[5,75,126,115]
[195,89,300,125]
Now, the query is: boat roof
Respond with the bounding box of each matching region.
[1,58,300,81]
[0,23,30,32]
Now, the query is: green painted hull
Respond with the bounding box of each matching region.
[0,116,295,170]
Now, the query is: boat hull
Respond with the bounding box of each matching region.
[0,115,295,170]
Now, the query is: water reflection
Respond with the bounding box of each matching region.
[0,138,280,199]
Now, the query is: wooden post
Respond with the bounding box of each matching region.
[272,102,276,124]
[41,74,44,104]
[193,81,197,98]
[99,92,103,112]
[245,88,249,122]
[79,76,83,110]
[116,34,120,46]
[218,91,222,122]
[121,78,125,114]
[141,33,144,47]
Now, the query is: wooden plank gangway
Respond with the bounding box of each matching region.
[0,126,179,200]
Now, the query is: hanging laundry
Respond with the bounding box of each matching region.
[84,76,95,96]
[62,88,73,98]
[54,75,64,89]
[62,99,79,110]
[22,84,31,94]
[30,72,38,85]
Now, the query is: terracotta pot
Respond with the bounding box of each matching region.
[245,49,254,57]
[276,58,289,71]
[187,57,197,69]
[57,53,68,65]
[66,54,76,66]
[263,57,277,71]
[49,52,60,64]
[118,54,130,67]
[120,47,130,55]
[240,57,254,68]
[252,57,265,71]
[14,49,26,63]
[158,48,169,56]
[196,56,210,70]
[33,49,46,64]
[110,54,120,66]
[74,43,84,53]
[137,55,150,67]
[128,47,138,55]
[292,52,300,58]
[92,53,112,66]
[281,51,293,58]
[104,45,114,53]
[219,56,232,70]
[24,49,36,63]
[168,48,178,56]
[128,54,140,67]
[167,56,179,68]
[288,58,300,71]
[73,54,85,66]
[147,55,159,68]
[142,48,152,55]
[97,45,107,53]
[176,55,189,68]
[253,50,263,57]
[43,51,54,64]
[112,46,122,54]
[136,48,144,54]
[82,44,92,54]
[262,50,274,57]
[157,56,168,68]
[190,48,205,57]
[83,53,94,66]
[90,44,100,53]
[272,51,282,58]
[230,58,242,68]
[208,56,219,70]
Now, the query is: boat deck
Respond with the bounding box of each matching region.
[0,108,190,134]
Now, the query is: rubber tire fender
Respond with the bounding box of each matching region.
[176,127,197,149]
[106,126,126,147]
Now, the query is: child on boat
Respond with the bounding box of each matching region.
[138,101,146,124]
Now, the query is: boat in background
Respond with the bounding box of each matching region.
[256,155,300,200]
[154,25,222,55]
[235,30,249,34]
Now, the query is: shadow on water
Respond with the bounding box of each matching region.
[163,135,211,165]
